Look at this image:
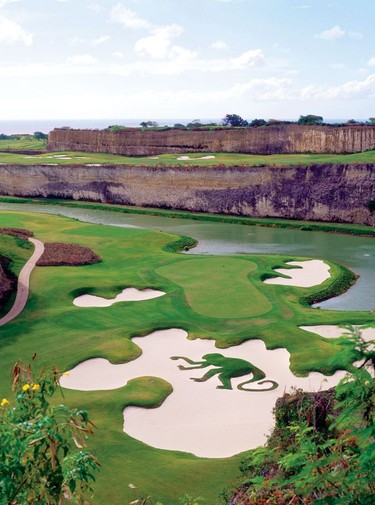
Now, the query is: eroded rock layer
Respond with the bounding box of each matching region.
[0,163,374,225]
[47,125,375,155]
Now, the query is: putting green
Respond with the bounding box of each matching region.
[158,257,272,318]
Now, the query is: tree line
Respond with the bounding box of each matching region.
[133,114,375,130]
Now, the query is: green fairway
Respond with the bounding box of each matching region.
[0,136,46,151]
[0,210,373,504]
[0,149,375,166]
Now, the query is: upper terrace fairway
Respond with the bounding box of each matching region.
[1,149,375,166]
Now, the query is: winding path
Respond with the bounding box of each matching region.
[0,238,44,327]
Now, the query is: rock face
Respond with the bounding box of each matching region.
[47,125,375,155]
[0,163,374,225]
[0,259,15,311]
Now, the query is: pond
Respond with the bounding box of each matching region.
[0,202,373,311]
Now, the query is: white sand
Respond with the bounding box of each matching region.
[177,155,216,161]
[61,328,347,458]
[264,260,330,287]
[73,287,165,308]
[300,325,375,342]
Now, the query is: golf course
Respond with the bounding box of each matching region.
[0,207,373,503]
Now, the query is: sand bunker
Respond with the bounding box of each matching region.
[177,155,216,161]
[73,287,165,308]
[300,325,375,341]
[264,260,330,287]
[61,328,347,458]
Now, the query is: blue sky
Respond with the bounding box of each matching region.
[0,0,374,121]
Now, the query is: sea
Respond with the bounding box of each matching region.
[0,119,368,135]
[0,119,213,135]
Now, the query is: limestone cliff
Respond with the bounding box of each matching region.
[0,163,374,225]
[47,125,375,155]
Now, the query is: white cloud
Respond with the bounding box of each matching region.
[66,54,98,64]
[211,40,228,50]
[92,35,110,45]
[299,74,375,100]
[0,0,21,6]
[230,49,264,69]
[0,14,32,45]
[110,3,151,29]
[367,57,375,67]
[316,25,345,41]
[134,24,191,59]
[229,77,292,101]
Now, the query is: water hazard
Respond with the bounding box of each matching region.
[0,202,374,311]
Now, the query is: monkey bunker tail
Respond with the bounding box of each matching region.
[238,379,278,392]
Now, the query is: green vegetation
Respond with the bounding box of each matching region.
[0,359,99,504]
[222,114,248,127]
[157,257,272,319]
[1,149,375,166]
[0,134,46,151]
[297,114,324,125]
[0,211,373,504]
[234,333,374,504]
[171,353,278,391]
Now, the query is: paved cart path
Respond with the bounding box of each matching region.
[0,238,44,327]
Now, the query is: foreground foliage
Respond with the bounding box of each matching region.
[0,359,100,504]
[234,331,375,505]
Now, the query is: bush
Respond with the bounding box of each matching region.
[0,359,100,504]
[233,330,375,505]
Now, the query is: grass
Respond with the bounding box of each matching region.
[0,210,374,504]
[0,136,46,151]
[157,257,272,319]
[0,149,375,166]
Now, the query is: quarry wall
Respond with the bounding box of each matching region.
[47,125,375,155]
[0,163,374,225]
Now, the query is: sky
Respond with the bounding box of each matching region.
[0,0,374,121]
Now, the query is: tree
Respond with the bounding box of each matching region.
[249,118,267,127]
[33,131,48,140]
[368,117,375,124]
[0,359,100,504]
[297,114,324,125]
[186,119,203,128]
[222,114,248,127]
[140,121,158,128]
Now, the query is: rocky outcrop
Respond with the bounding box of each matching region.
[47,125,375,155]
[0,258,15,311]
[0,163,374,225]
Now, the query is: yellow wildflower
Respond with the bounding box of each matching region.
[1,398,9,407]
[22,384,30,391]
[31,384,40,391]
